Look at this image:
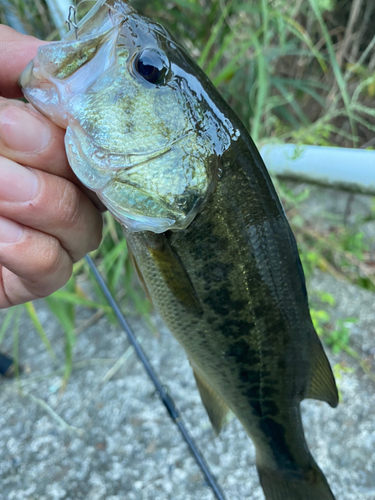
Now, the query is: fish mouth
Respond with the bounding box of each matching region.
[19,1,126,128]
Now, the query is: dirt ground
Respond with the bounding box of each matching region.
[0,189,374,500]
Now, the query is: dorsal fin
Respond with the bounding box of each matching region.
[305,339,339,408]
[192,366,229,434]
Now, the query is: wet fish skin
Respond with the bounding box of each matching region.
[19,2,338,499]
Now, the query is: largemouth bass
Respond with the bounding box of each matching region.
[20,2,339,498]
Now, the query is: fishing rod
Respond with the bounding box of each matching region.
[85,254,227,500]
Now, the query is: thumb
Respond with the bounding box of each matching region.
[0,25,46,99]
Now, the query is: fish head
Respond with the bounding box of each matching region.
[20,0,239,232]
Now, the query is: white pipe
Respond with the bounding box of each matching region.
[260,143,375,195]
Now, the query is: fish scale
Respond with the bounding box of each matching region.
[20,1,339,498]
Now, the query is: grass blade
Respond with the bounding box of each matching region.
[12,306,22,382]
[283,15,327,72]
[198,1,232,69]
[250,34,268,142]
[308,0,357,145]
[49,290,112,312]
[23,302,57,361]
[0,308,16,347]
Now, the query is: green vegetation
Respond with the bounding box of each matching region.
[278,180,375,379]
[0,0,374,383]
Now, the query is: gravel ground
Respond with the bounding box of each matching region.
[0,188,374,500]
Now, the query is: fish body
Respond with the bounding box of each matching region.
[20,2,339,499]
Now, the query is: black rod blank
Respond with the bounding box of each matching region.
[85,254,227,500]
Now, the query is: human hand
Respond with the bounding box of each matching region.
[0,25,103,307]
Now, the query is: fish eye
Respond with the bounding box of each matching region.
[133,49,169,85]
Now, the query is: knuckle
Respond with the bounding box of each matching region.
[30,262,72,299]
[37,237,66,277]
[56,180,82,229]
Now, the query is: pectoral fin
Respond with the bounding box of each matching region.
[305,339,339,408]
[128,246,153,303]
[192,367,229,434]
[145,233,203,315]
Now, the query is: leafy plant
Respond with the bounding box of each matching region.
[324,318,357,354]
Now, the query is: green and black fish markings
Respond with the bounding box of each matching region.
[20,2,339,499]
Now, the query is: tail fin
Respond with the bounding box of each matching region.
[257,462,336,500]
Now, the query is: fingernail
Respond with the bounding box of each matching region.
[0,216,24,243]
[0,105,51,153]
[0,157,39,202]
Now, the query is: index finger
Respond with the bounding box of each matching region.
[0,99,105,210]
[0,24,45,98]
